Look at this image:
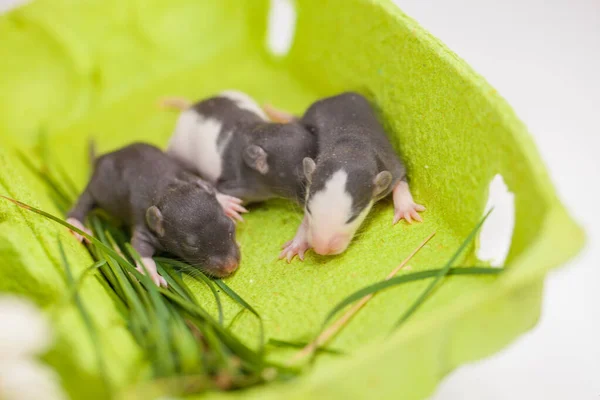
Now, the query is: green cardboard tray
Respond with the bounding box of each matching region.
[0,0,584,399]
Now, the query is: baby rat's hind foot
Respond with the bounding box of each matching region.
[263,104,297,124]
[136,257,168,288]
[66,217,93,243]
[392,181,426,225]
[216,193,248,223]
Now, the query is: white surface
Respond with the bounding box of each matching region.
[478,174,515,267]
[1,0,599,398]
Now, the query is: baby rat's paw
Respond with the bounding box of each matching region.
[279,238,311,263]
[136,257,168,288]
[216,193,248,223]
[263,104,296,124]
[66,217,92,243]
[393,203,426,225]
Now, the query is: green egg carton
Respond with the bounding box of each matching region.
[0,0,584,399]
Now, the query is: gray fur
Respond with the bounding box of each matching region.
[67,143,240,277]
[179,94,317,204]
[301,92,407,220]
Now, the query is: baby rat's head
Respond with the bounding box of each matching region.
[302,158,392,255]
[145,181,240,277]
[235,122,315,201]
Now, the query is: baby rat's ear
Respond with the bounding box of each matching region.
[146,206,165,237]
[303,157,316,183]
[195,179,215,194]
[373,171,392,198]
[243,145,269,174]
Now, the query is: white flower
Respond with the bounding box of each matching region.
[0,359,67,400]
[0,296,52,359]
[0,296,68,400]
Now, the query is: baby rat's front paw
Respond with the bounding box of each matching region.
[66,217,93,243]
[135,257,168,288]
[216,193,248,223]
[279,238,311,263]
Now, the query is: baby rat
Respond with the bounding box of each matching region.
[66,143,242,287]
[162,91,316,204]
[265,92,425,261]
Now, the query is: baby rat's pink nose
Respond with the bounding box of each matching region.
[213,257,239,278]
[222,258,239,275]
[312,234,348,255]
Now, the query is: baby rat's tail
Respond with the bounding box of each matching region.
[158,96,191,111]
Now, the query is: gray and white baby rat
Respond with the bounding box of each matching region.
[265,92,425,261]
[66,143,242,287]
[161,90,316,205]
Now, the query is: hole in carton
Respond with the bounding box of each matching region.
[266,0,296,56]
[478,174,515,267]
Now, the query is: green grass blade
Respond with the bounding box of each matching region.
[52,160,80,199]
[393,209,494,329]
[226,309,246,330]
[15,151,73,207]
[57,238,111,394]
[158,289,264,369]
[156,258,224,326]
[192,272,224,326]
[168,313,204,375]
[214,280,264,353]
[64,260,106,302]
[0,196,136,270]
[155,261,194,302]
[267,339,344,356]
[89,221,151,338]
[125,244,177,376]
[323,267,502,327]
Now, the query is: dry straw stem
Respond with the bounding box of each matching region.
[290,231,437,364]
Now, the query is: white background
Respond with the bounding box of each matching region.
[2,0,599,398]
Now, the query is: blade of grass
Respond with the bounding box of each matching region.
[191,273,224,326]
[156,258,224,327]
[214,279,265,353]
[0,196,136,270]
[52,160,80,199]
[155,261,195,302]
[290,231,436,363]
[267,339,344,356]
[2,195,294,385]
[125,243,177,376]
[36,131,80,201]
[64,260,106,303]
[57,238,111,394]
[47,193,69,216]
[159,289,266,370]
[323,267,502,327]
[226,309,246,331]
[88,218,120,285]
[119,374,215,400]
[15,151,73,208]
[88,218,151,341]
[199,323,232,373]
[393,209,493,329]
[169,315,205,376]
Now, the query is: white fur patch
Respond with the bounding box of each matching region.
[167,110,229,183]
[219,90,268,120]
[306,169,373,248]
